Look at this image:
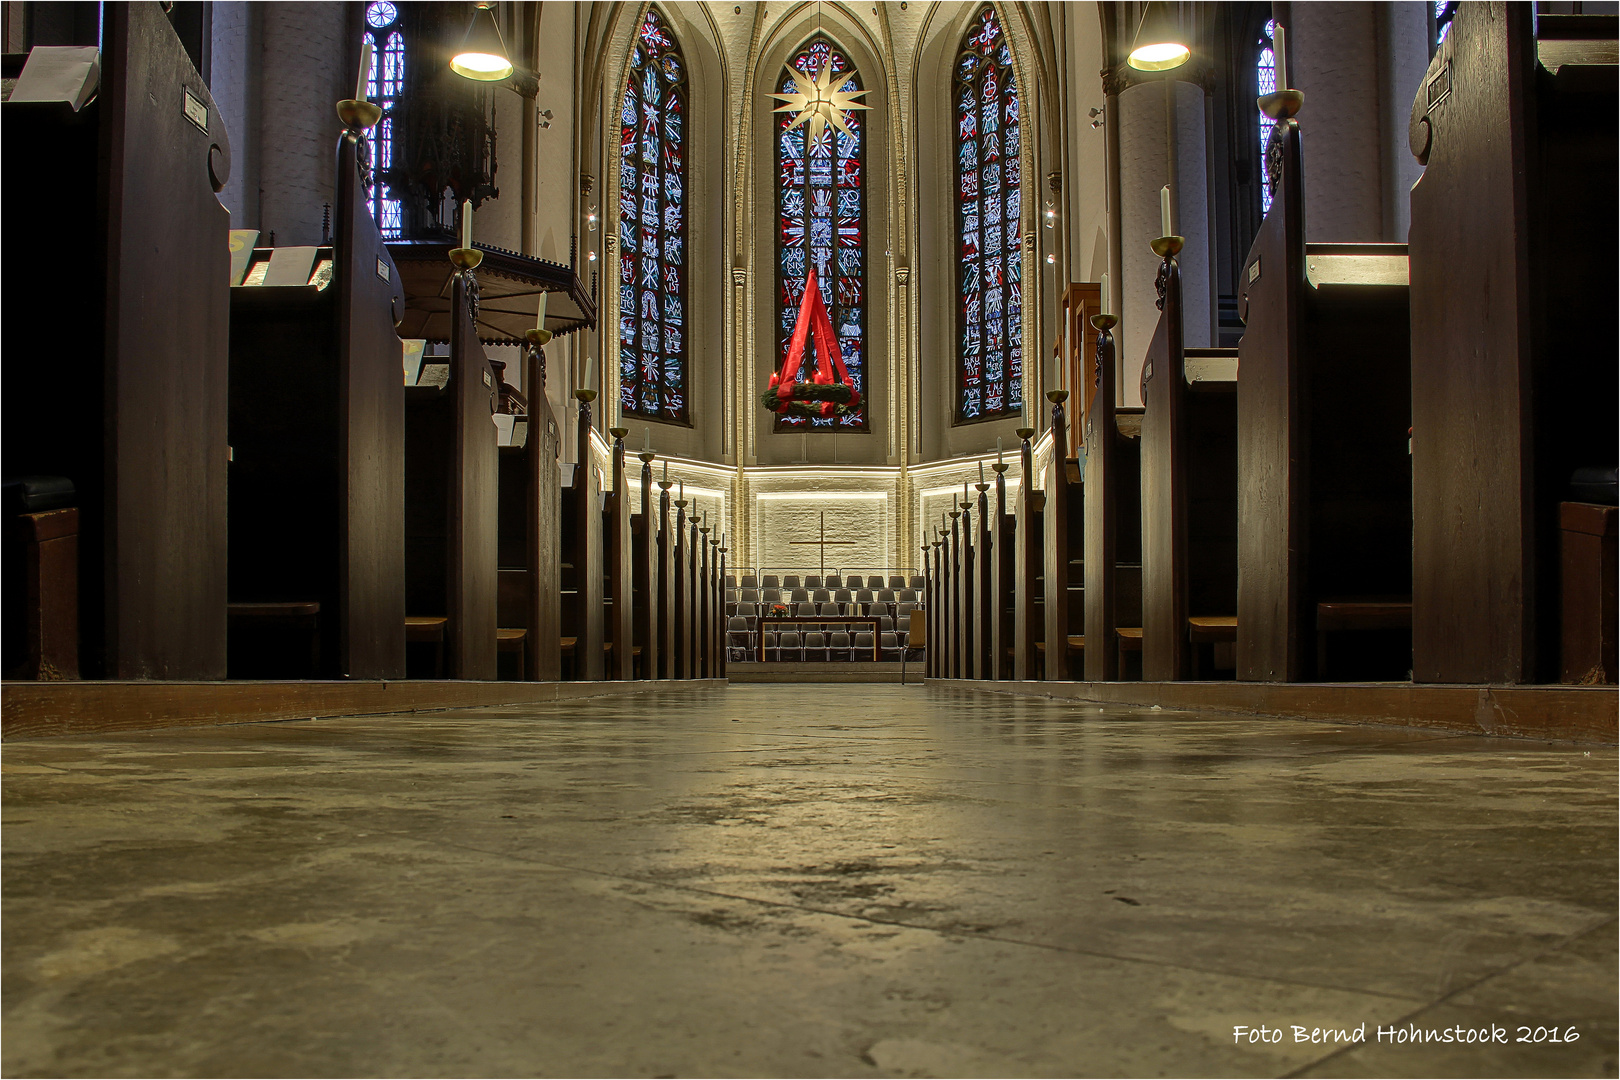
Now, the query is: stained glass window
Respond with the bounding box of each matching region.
[954,6,1022,423]
[618,10,688,423]
[1434,1,1455,47]
[775,38,867,431]
[363,1,405,238]
[1256,20,1277,215]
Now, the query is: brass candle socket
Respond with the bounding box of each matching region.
[336,99,383,130]
[1015,427,1035,441]
[1150,235,1184,260]
[1090,312,1119,332]
[574,389,598,403]
[658,480,673,491]
[1047,389,1069,404]
[609,427,629,440]
[674,500,688,509]
[525,327,553,347]
[1258,89,1304,120]
[449,246,484,271]
[975,483,990,493]
[992,462,1010,474]
[638,451,656,464]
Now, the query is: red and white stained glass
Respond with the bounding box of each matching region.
[775,39,867,430]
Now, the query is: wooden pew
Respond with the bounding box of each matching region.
[492,334,563,682]
[2,2,230,678]
[925,533,941,679]
[604,430,634,680]
[672,495,693,679]
[1012,429,1046,680]
[631,450,660,679]
[403,261,499,679]
[1408,3,1617,683]
[1043,393,1085,682]
[971,481,994,679]
[1139,249,1239,682]
[1082,317,1145,681]
[952,501,970,678]
[656,480,677,678]
[560,392,604,680]
[226,119,405,679]
[989,463,1016,680]
[1237,106,1412,683]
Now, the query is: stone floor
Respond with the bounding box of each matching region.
[3,684,1615,1078]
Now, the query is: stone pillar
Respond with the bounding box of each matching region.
[258,2,350,247]
[1290,1,1430,242]
[1117,76,1210,406]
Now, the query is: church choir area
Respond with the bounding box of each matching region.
[0,0,1616,745]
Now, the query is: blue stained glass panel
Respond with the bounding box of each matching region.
[618,9,687,422]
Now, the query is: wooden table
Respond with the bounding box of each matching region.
[756,615,882,661]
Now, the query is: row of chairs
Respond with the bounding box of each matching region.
[726,603,921,629]
[729,625,908,661]
[729,574,924,591]
[728,587,921,606]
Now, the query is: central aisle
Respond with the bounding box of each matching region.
[4,685,1614,1077]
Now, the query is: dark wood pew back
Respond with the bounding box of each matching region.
[990,468,1016,679]
[604,434,634,679]
[1408,3,1618,682]
[1237,115,1412,683]
[403,270,499,679]
[1083,314,1144,681]
[3,2,230,678]
[1013,434,1046,680]
[560,397,604,680]
[1043,396,1084,681]
[1139,256,1239,681]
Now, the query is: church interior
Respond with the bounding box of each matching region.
[2,0,1616,1075]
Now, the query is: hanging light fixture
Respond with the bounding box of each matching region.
[1126,2,1191,72]
[451,2,514,81]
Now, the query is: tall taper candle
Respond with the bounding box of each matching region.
[644,427,651,451]
[979,460,986,484]
[535,289,547,330]
[679,481,685,502]
[997,437,1003,465]
[356,40,373,102]
[1100,272,1110,316]
[663,460,668,481]
[460,199,472,250]
[1160,185,1172,237]
[1274,24,1288,91]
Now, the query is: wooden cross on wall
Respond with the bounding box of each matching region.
[788,510,857,575]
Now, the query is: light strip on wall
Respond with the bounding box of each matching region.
[755,491,890,501]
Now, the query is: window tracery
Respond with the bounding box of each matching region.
[775,38,867,431]
[363,1,405,239]
[954,6,1022,423]
[618,9,688,423]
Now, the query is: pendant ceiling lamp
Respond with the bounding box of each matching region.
[451,1,514,81]
[1126,2,1191,72]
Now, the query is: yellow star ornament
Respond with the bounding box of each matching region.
[771,58,870,143]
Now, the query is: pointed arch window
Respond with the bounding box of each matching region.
[775,38,868,431]
[618,9,689,423]
[363,1,405,238]
[1256,20,1277,215]
[954,5,1022,423]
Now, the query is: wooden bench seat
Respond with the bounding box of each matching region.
[405,615,448,678]
[1187,616,1238,643]
[228,602,321,677]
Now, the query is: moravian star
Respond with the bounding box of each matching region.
[771,57,870,143]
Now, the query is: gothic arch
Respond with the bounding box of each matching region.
[747,10,896,468]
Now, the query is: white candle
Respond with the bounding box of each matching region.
[535,289,547,330]
[460,200,472,250]
[1274,25,1289,92]
[997,437,1003,464]
[1160,185,1172,237]
[356,40,373,103]
[679,481,685,502]
[1100,272,1110,316]
[978,461,986,484]
[643,427,651,451]
[663,460,668,481]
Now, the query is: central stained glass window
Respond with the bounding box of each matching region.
[775,38,867,431]
[955,5,1022,423]
[618,9,688,423]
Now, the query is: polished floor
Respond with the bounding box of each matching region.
[3,684,1615,1078]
